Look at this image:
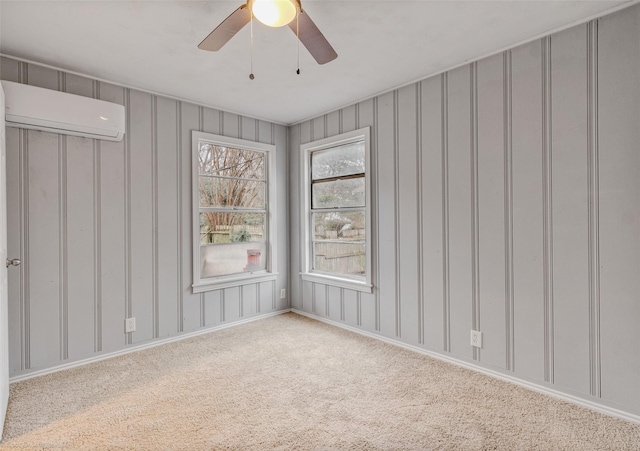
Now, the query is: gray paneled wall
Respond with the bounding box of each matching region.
[0,57,289,377]
[289,7,640,417]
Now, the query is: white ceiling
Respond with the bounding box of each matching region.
[0,0,633,124]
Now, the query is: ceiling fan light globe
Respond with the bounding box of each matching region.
[250,0,297,27]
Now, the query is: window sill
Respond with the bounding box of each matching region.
[300,273,373,294]
[193,272,278,294]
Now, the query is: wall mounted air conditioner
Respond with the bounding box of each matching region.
[1,80,125,142]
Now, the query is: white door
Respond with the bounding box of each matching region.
[0,84,9,436]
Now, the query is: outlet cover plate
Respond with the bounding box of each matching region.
[125,317,136,333]
[470,330,482,348]
[280,288,286,299]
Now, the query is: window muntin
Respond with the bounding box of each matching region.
[301,127,372,292]
[192,132,276,292]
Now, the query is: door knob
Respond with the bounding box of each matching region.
[6,258,21,268]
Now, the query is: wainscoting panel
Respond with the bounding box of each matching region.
[1,57,289,378]
[289,5,640,417]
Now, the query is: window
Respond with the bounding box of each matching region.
[301,127,372,293]
[192,131,277,293]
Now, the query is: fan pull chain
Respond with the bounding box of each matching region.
[249,9,255,80]
[296,10,300,75]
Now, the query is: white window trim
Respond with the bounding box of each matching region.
[191,131,277,293]
[300,127,373,293]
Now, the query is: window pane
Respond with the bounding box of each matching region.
[312,177,364,209]
[313,242,365,276]
[311,141,365,180]
[200,212,265,244]
[313,211,365,241]
[199,177,265,209]
[199,143,264,180]
[201,241,266,278]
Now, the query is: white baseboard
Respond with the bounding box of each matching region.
[10,309,291,384]
[291,309,640,425]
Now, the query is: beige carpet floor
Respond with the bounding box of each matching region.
[1,312,638,450]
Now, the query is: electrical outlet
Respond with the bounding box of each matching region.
[125,317,136,333]
[280,288,286,299]
[470,330,482,348]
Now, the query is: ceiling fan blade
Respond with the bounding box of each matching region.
[288,10,337,65]
[198,5,251,51]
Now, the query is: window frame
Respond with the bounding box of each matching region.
[192,131,277,293]
[300,127,372,293]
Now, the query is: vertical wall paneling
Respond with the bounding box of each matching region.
[416,82,424,345]
[151,95,159,339]
[341,105,357,133]
[288,125,301,310]
[202,108,221,135]
[92,81,102,353]
[597,7,640,413]
[393,92,400,338]
[180,103,201,333]
[343,289,357,325]
[302,280,312,314]
[420,76,444,351]
[511,40,545,382]
[98,82,126,353]
[375,92,397,337]
[359,291,376,332]
[65,79,97,358]
[470,62,480,362]
[503,51,515,372]
[446,66,473,360]
[124,88,132,344]
[259,281,273,314]
[222,112,239,138]
[441,74,451,353]
[312,116,325,141]
[203,290,221,327]
[175,102,184,332]
[242,284,256,318]
[28,128,61,369]
[241,116,256,142]
[397,85,419,344]
[128,90,154,344]
[19,126,28,370]
[586,20,601,398]
[157,97,179,338]
[551,25,590,395]
[223,287,240,323]
[477,54,507,370]
[57,75,68,362]
[541,36,554,384]
[326,111,340,136]
[274,123,288,310]
[61,75,100,359]
[313,283,326,318]
[327,286,341,322]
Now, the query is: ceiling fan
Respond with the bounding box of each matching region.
[198,0,338,66]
